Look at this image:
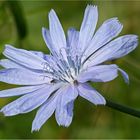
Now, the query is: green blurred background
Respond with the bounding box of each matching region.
[0,0,140,139]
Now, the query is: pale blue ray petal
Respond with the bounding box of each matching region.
[3,45,46,70]
[118,68,129,84]
[32,87,61,131]
[42,27,56,55]
[55,85,78,127]
[110,35,138,59]
[1,83,61,116]
[78,83,106,105]
[0,85,45,97]
[1,87,48,116]
[30,51,45,58]
[79,5,98,51]
[43,54,53,61]
[82,18,123,62]
[84,35,138,68]
[67,28,79,48]
[0,59,25,69]
[55,101,74,127]
[67,101,74,118]
[0,68,51,85]
[78,64,118,83]
[49,9,66,52]
[30,50,52,62]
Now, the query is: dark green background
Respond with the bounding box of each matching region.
[0,0,140,139]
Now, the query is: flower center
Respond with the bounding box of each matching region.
[42,48,83,84]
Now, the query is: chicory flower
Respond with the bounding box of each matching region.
[0,5,138,131]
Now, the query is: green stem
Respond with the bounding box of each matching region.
[106,99,140,118]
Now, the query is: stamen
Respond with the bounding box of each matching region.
[40,45,83,84]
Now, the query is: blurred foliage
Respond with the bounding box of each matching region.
[0,0,140,139]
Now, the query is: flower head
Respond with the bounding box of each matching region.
[0,5,138,131]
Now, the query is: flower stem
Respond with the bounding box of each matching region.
[106,99,140,118]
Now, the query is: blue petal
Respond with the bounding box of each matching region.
[82,18,123,62]
[0,59,25,69]
[0,85,45,97]
[30,51,46,58]
[84,35,138,68]
[118,68,129,84]
[30,50,52,63]
[1,83,61,116]
[49,10,66,53]
[67,28,79,48]
[32,88,60,131]
[78,83,106,105]
[78,5,98,52]
[49,9,66,47]
[56,101,74,127]
[3,45,46,70]
[42,28,55,55]
[110,35,138,59]
[0,68,51,85]
[78,64,118,83]
[55,85,78,127]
